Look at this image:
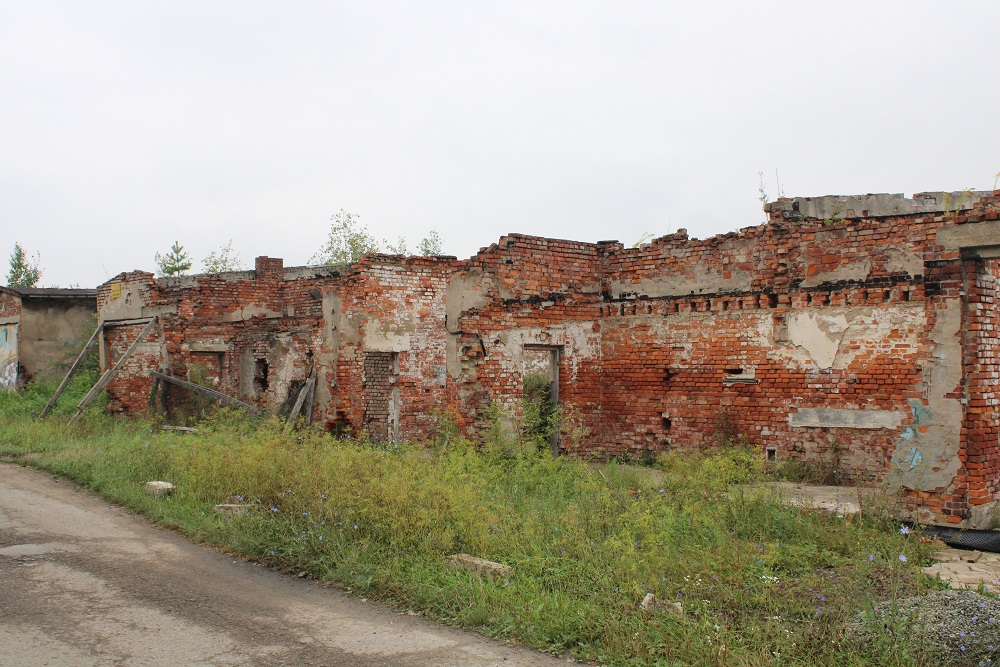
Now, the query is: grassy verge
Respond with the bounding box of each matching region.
[0,391,955,666]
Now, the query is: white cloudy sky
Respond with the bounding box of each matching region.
[2,1,998,287]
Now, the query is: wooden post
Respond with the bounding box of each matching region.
[68,317,158,426]
[39,322,104,418]
[304,369,317,427]
[150,371,261,414]
[284,367,315,434]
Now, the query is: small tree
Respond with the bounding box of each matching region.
[310,209,381,265]
[417,230,444,256]
[201,240,245,273]
[6,243,42,288]
[155,241,192,276]
[386,236,409,255]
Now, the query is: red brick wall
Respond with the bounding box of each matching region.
[0,289,22,321]
[321,255,461,440]
[962,258,1000,510]
[94,194,1000,523]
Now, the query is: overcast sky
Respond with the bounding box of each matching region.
[2,1,998,287]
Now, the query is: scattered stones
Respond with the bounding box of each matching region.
[145,481,175,498]
[212,504,251,518]
[847,589,1000,661]
[924,548,1000,593]
[639,593,683,616]
[445,554,511,579]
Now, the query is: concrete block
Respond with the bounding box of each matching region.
[445,554,511,579]
[789,408,904,430]
[145,481,175,498]
[969,501,999,529]
[640,593,683,616]
[213,504,252,518]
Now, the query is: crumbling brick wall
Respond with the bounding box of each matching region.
[95,190,1000,525]
[320,255,461,439]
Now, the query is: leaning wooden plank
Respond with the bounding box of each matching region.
[68,317,158,426]
[150,371,261,414]
[70,369,112,420]
[283,370,315,434]
[304,371,317,427]
[40,322,104,418]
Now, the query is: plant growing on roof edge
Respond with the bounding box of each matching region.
[417,230,444,257]
[6,242,42,288]
[310,210,381,266]
[155,241,192,277]
[201,240,245,273]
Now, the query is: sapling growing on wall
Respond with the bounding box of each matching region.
[155,241,192,276]
[417,230,444,256]
[201,240,245,273]
[312,209,448,264]
[311,210,381,265]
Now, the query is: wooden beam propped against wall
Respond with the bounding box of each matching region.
[284,367,316,434]
[68,317,159,426]
[150,371,262,414]
[39,322,104,418]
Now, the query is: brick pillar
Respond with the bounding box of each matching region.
[962,257,1000,522]
[255,256,284,281]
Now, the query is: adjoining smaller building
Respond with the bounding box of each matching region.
[0,287,98,389]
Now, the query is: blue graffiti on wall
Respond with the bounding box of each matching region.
[0,325,17,390]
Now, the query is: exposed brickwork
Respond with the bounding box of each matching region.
[96,190,1000,525]
[362,351,395,439]
[0,288,22,321]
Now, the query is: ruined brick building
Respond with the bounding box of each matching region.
[96,190,1000,525]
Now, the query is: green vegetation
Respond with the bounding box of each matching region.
[6,241,43,288]
[201,240,245,273]
[155,241,193,276]
[310,209,446,265]
[0,377,958,666]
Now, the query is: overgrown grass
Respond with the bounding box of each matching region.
[0,394,959,666]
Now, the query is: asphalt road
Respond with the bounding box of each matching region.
[0,462,570,667]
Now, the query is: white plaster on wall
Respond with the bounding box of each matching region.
[786,311,850,369]
[608,265,752,299]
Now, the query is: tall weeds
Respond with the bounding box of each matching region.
[0,401,946,666]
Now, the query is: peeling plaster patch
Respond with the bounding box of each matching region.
[608,266,751,299]
[789,408,904,429]
[908,398,933,425]
[887,298,963,492]
[886,247,924,277]
[219,304,283,322]
[445,334,462,380]
[800,261,871,288]
[487,323,600,388]
[786,311,850,369]
[316,291,342,404]
[362,318,412,353]
[446,270,490,332]
[101,282,148,321]
[188,341,229,352]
